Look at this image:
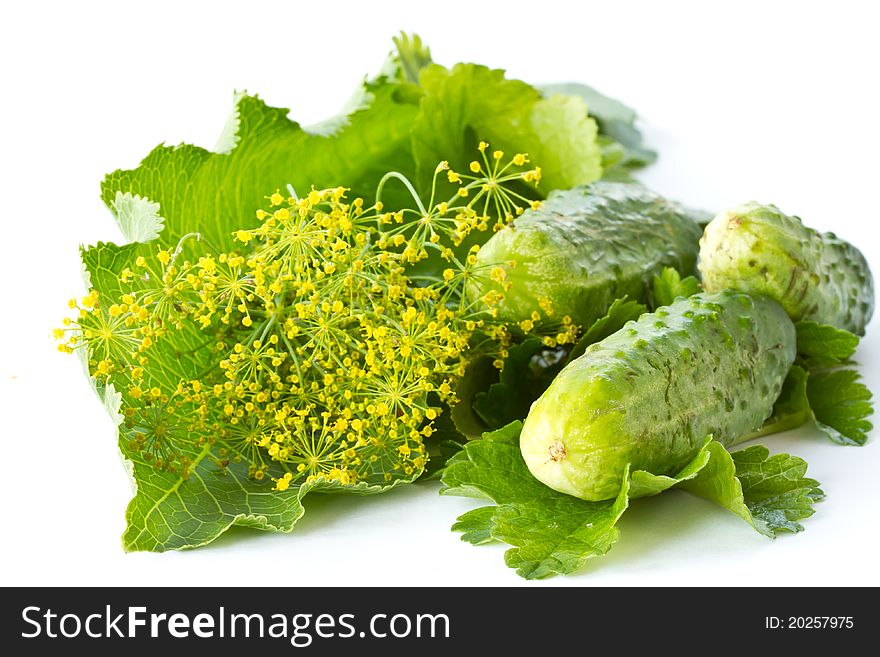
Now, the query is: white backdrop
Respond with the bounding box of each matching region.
[1,0,878,586]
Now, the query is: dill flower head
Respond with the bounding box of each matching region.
[58,147,566,490]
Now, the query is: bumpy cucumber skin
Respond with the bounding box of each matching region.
[469,182,705,326]
[699,202,874,335]
[520,291,795,501]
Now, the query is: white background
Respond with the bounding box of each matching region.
[1,0,878,586]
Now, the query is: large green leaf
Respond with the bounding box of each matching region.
[412,63,602,195]
[540,82,656,169]
[442,423,822,579]
[123,457,414,552]
[807,369,873,445]
[795,321,859,368]
[745,361,873,446]
[441,424,710,579]
[82,239,421,551]
[82,83,430,550]
[101,84,421,254]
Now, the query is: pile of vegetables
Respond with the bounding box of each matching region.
[58,34,873,577]
[444,197,872,578]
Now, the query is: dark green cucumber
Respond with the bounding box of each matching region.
[520,291,795,501]
[467,182,706,326]
[699,202,874,335]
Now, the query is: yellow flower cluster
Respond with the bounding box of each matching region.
[57,148,570,491]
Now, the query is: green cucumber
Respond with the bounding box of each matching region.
[468,182,706,326]
[699,202,874,335]
[520,291,795,501]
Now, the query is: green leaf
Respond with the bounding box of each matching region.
[795,321,859,368]
[123,460,413,552]
[412,64,602,196]
[452,507,497,545]
[732,446,824,535]
[472,338,565,430]
[746,363,873,446]
[387,32,433,84]
[442,423,822,578]
[679,442,753,525]
[122,453,300,552]
[493,478,631,579]
[440,422,634,579]
[440,421,545,503]
[80,241,142,298]
[682,442,824,537]
[597,135,626,171]
[86,70,470,550]
[443,425,710,578]
[681,443,822,537]
[807,369,873,445]
[79,240,421,552]
[628,440,714,497]
[101,84,421,256]
[85,83,428,549]
[109,192,165,243]
[539,82,657,169]
[651,266,701,308]
[763,322,871,446]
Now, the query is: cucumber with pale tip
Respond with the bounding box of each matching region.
[519,291,796,501]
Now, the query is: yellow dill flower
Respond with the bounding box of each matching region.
[273,472,294,492]
[82,291,99,308]
[489,267,507,284]
[59,144,568,495]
